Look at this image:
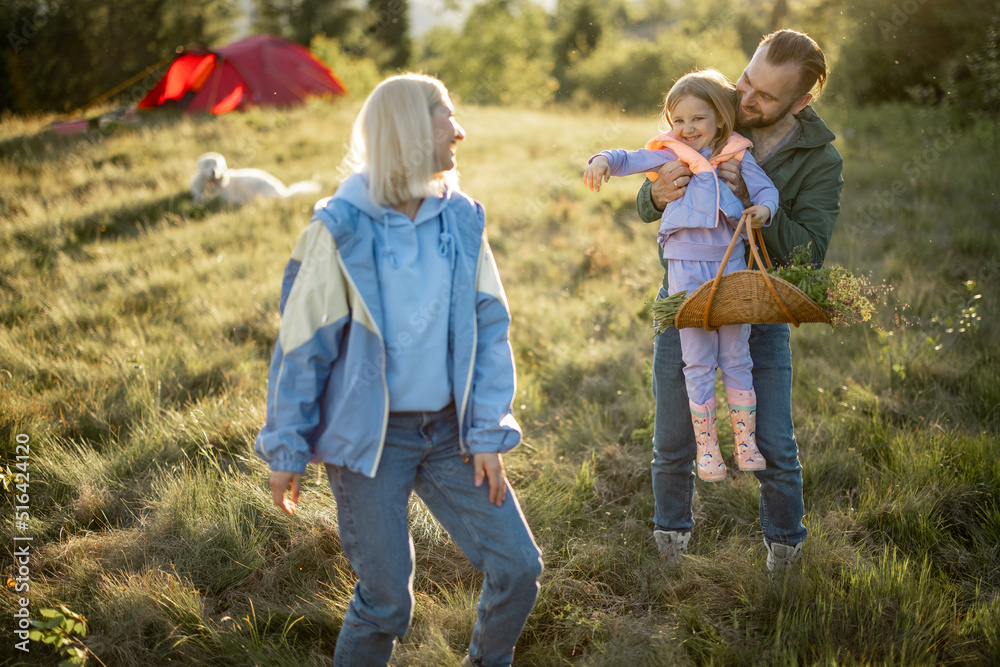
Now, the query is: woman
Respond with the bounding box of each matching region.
[255,73,542,667]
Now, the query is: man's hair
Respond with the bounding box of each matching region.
[663,68,737,158]
[344,73,457,206]
[759,29,828,99]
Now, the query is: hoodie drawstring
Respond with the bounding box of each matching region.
[379,206,455,272]
[381,211,399,268]
[438,209,457,271]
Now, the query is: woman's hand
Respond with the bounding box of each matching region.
[473,452,508,507]
[741,205,771,230]
[650,161,692,211]
[270,471,302,515]
[584,157,611,192]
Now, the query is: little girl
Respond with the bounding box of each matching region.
[584,68,777,481]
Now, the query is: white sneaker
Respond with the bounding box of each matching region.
[765,540,803,573]
[654,530,691,564]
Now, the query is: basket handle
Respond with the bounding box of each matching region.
[699,214,746,330]
[745,223,800,326]
[747,227,772,270]
[700,214,800,329]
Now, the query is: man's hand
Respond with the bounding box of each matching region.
[584,156,611,192]
[650,160,692,211]
[473,452,508,507]
[270,471,302,515]
[718,158,751,207]
[741,205,771,230]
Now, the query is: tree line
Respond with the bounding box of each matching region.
[1,0,997,116]
[0,0,409,114]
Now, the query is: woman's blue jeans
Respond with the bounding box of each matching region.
[326,403,542,667]
[650,286,808,546]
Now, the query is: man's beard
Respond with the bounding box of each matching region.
[738,97,796,128]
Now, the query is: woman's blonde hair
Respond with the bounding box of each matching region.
[661,69,737,158]
[343,73,458,206]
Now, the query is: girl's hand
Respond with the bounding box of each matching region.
[473,452,508,507]
[270,470,302,515]
[741,205,771,230]
[584,157,611,192]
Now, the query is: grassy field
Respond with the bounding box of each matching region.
[1,97,998,666]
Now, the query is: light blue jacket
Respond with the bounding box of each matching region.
[255,173,522,477]
[596,138,778,261]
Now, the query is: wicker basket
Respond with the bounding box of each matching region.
[674,214,831,330]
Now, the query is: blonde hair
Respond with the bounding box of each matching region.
[759,29,828,99]
[343,73,458,206]
[661,69,737,158]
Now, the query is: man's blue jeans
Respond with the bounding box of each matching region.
[651,287,808,546]
[326,403,543,667]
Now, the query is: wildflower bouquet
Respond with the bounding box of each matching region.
[767,247,883,326]
[649,247,885,334]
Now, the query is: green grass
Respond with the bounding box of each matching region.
[1,99,998,665]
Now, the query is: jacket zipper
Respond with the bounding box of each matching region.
[457,238,482,462]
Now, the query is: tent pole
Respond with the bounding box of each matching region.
[73,52,179,116]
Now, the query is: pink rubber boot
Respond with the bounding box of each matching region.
[726,387,765,471]
[691,397,727,481]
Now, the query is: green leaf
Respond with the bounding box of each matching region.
[40,608,59,618]
[28,629,43,641]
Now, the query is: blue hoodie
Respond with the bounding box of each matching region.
[255,172,522,477]
[352,174,455,411]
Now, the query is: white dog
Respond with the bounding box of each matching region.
[190,152,321,205]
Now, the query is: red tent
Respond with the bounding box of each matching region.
[138,34,346,114]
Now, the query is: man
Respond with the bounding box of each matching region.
[636,29,844,572]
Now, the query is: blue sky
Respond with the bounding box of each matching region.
[410,0,557,35]
[234,0,560,39]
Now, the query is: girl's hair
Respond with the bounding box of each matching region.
[343,73,458,206]
[661,69,737,158]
